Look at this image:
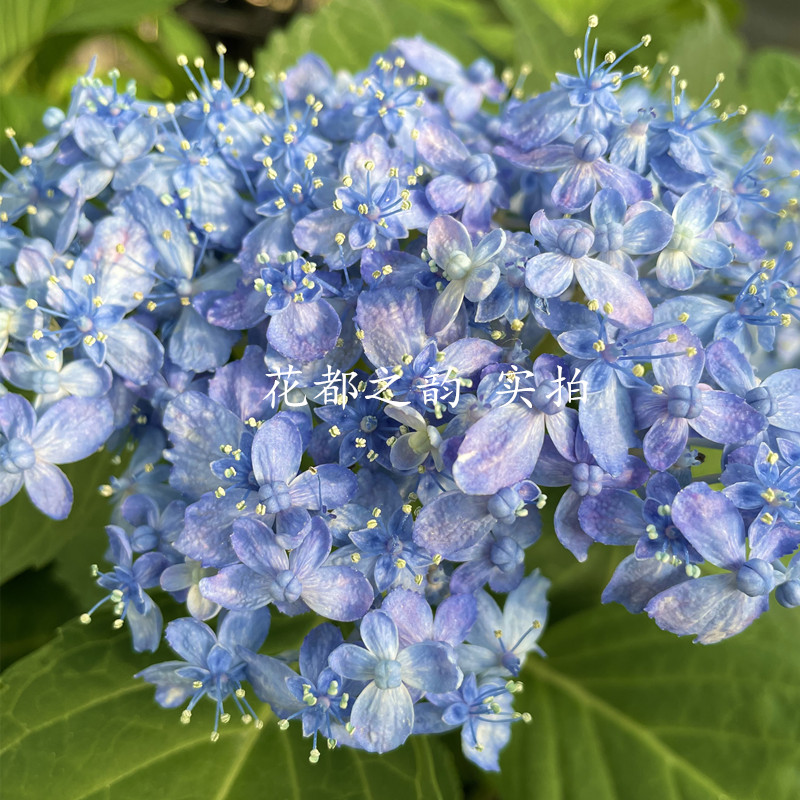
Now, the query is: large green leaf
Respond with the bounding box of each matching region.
[0,450,116,585]
[0,620,463,800]
[495,602,800,799]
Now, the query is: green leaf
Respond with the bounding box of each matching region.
[746,49,800,111]
[0,450,116,585]
[254,0,497,84]
[495,602,800,800]
[0,621,463,800]
[0,0,181,67]
[0,566,80,671]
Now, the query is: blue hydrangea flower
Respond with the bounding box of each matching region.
[328,609,460,752]
[0,393,113,518]
[457,570,549,677]
[135,608,270,738]
[646,483,773,643]
[200,516,374,621]
[83,525,170,652]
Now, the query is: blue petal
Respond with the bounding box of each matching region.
[165,617,216,665]
[218,608,271,654]
[397,642,460,692]
[302,567,375,620]
[602,555,690,613]
[251,413,302,485]
[33,396,113,463]
[382,589,433,645]
[360,610,399,660]
[646,574,767,643]
[690,390,766,444]
[267,299,341,363]
[350,682,414,753]
[328,643,379,681]
[453,405,544,495]
[199,565,274,611]
[671,483,745,570]
[413,491,493,558]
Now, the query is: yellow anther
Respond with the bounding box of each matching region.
[652,384,664,395]
[686,346,697,357]
[678,312,690,323]
[667,333,678,343]
[592,340,605,352]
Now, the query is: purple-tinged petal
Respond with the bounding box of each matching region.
[199,565,274,611]
[289,516,331,575]
[251,414,302,485]
[646,574,767,643]
[656,250,695,291]
[573,258,653,329]
[748,519,800,563]
[651,326,704,389]
[23,462,72,519]
[302,566,374,621]
[579,361,637,476]
[524,252,574,298]
[413,492,492,558]
[355,287,427,368]
[690,390,766,444]
[434,594,478,646]
[104,319,164,385]
[32,397,113,464]
[168,307,237,373]
[643,415,688,471]
[426,176,468,214]
[289,464,358,511]
[453,405,544,495]
[427,215,473,265]
[705,338,755,396]
[267,299,341,363]
[551,163,597,212]
[578,489,643,545]
[231,518,287,575]
[622,205,674,254]
[554,488,593,561]
[671,483,745,570]
[382,589,434,646]
[602,555,689,613]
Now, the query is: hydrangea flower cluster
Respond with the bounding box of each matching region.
[2,19,799,769]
